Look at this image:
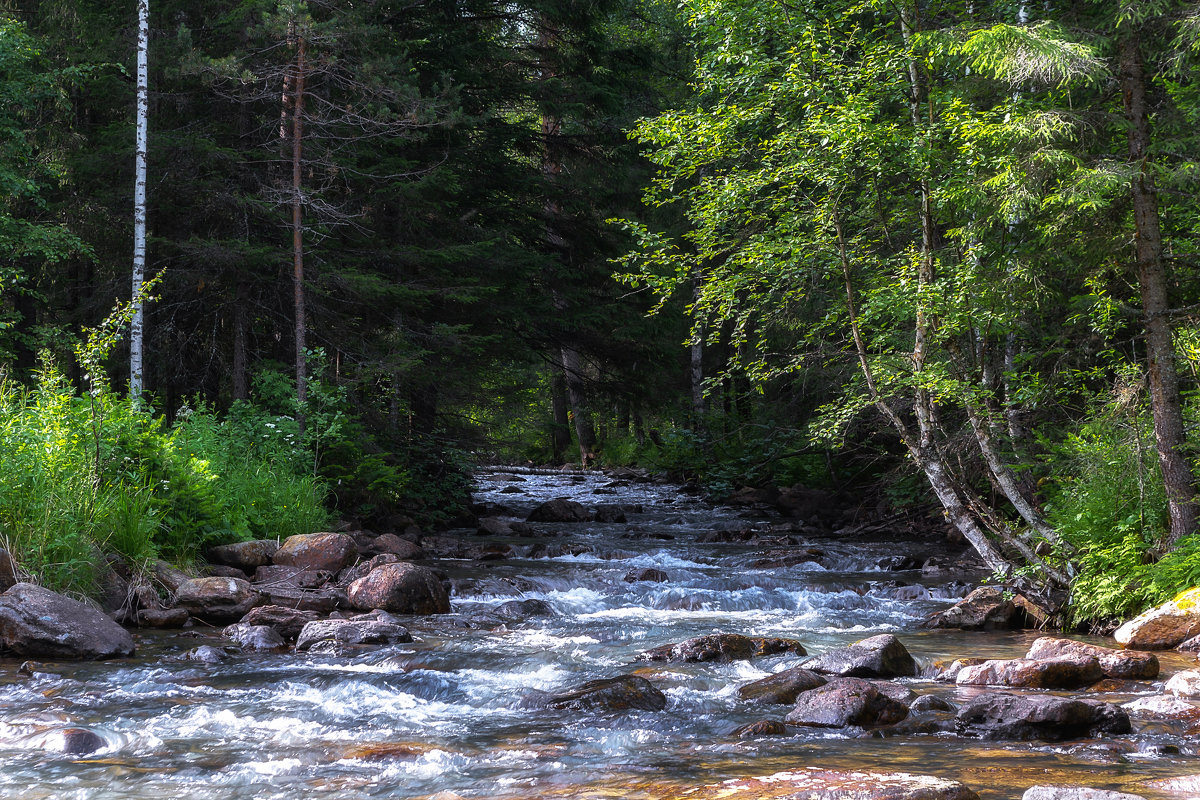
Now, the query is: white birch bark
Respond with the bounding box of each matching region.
[130,0,149,399]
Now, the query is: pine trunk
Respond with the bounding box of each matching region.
[291,31,308,422]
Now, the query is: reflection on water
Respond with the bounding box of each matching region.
[1,469,1198,799]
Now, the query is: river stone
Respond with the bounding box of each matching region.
[0,583,135,659]
[260,586,345,614]
[923,586,1019,630]
[151,560,192,593]
[738,667,827,705]
[933,658,987,682]
[370,533,424,560]
[526,499,593,523]
[624,568,669,583]
[174,576,266,623]
[671,769,980,800]
[223,622,287,652]
[295,614,413,651]
[339,554,403,586]
[1021,787,1146,800]
[207,540,278,572]
[803,634,917,678]
[461,598,556,629]
[1140,774,1200,796]
[273,532,359,573]
[733,720,791,738]
[1164,669,1200,697]
[911,694,956,713]
[594,504,627,523]
[1026,637,1159,680]
[1121,695,1200,720]
[239,605,319,640]
[138,607,191,628]
[1114,587,1200,650]
[636,633,805,663]
[0,547,18,590]
[41,727,108,755]
[784,677,910,728]
[540,674,667,712]
[955,655,1103,689]
[954,692,1131,741]
[347,562,450,614]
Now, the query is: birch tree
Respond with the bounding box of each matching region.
[129,0,148,399]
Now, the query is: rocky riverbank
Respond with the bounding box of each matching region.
[2,468,1200,800]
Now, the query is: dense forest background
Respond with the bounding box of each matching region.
[4,0,1200,627]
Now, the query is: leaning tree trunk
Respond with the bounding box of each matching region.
[1121,31,1198,548]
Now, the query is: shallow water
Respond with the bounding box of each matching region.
[2,469,1199,799]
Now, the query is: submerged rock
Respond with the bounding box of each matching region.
[39,727,108,756]
[526,499,593,523]
[803,634,917,678]
[1026,637,1158,680]
[733,720,790,738]
[784,677,910,728]
[1021,787,1146,800]
[347,562,450,614]
[0,583,135,660]
[954,692,1131,741]
[738,667,827,705]
[1114,587,1200,650]
[534,674,667,712]
[669,768,980,800]
[239,605,319,640]
[636,633,805,663]
[295,613,413,651]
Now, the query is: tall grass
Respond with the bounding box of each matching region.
[0,359,329,596]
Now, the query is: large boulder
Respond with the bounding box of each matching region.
[273,532,359,573]
[347,562,450,614]
[636,633,805,663]
[1114,588,1200,650]
[784,677,910,728]
[803,634,917,678]
[526,499,593,523]
[1022,788,1145,800]
[954,692,1131,741]
[738,667,827,705]
[239,605,318,640]
[1026,637,1159,680]
[1164,669,1200,697]
[924,587,1019,630]
[532,675,667,712]
[207,540,278,572]
[673,769,980,800]
[954,655,1103,690]
[295,613,413,651]
[254,564,333,589]
[0,583,135,659]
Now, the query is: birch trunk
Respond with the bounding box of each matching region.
[130,0,149,400]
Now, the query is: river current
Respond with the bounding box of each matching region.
[1,469,1198,799]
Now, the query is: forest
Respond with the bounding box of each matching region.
[3,0,1200,630]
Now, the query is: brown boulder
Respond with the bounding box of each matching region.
[784,677,910,728]
[955,655,1103,690]
[636,633,805,663]
[733,720,790,738]
[535,675,667,712]
[1026,637,1158,680]
[624,568,669,583]
[273,532,359,573]
[0,583,135,659]
[254,564,332,589]
[347,562,450,614]
[738,667,827,705]
[671,769,980,800]
[1114,588,1200,650]
[207,540,278,572]
[174,576,266,623]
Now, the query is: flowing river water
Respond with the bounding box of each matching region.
[2,469,1199,799]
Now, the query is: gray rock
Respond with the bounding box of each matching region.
[224,622,287,652]
[784,677,910,728]
[803,633,917,678]
[533,675,667,712]
[0,583,135,659]
[637,633,805,663]
[526,499,593,523]
[347,562,450,614]
[1022,787,1146,800]
[207,540,279,572]
[955,692,1131,741]
[737,667,827,705]
[295,616,413,651]
[174,576,266,623]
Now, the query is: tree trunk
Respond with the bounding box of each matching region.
[130,0,149,400]
[1121,32,1198,548]
[291,29,308,424]
[231,281,249,401]
[551,370,571,464]
[690,273,705,430]
[561,345,597,466]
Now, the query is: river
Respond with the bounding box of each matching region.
[1,468,1198,799]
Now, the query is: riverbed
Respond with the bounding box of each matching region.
[1,469,1197,799]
